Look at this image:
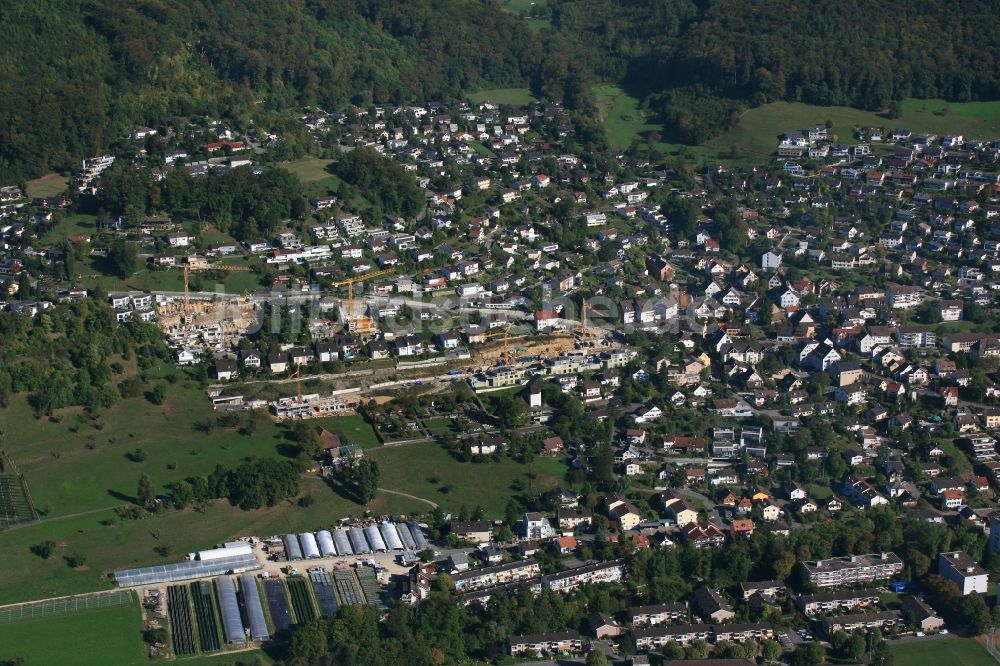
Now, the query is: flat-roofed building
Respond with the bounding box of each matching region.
[633,624,712,650]
[452,558,540,592]
[627,603,689,627]
[799,552,903,588]
[938,551,988,595]
[509,631,582,657]
[822,611,901,634]
[796,589,881,616]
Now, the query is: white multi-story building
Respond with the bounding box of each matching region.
[938,551,988,595]
[799,553,903,588]
[542,560,626,593]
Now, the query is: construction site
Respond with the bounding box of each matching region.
[156,263,258,352]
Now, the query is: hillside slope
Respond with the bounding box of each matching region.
[0,0,541,181]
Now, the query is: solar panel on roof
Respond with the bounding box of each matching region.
[215,576,246,645]
[240,573,270,641]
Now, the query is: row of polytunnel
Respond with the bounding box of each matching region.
[282,521,426,560]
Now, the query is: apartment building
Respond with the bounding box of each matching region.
[938,551,988,595]
[740,580,787,601]
[627,603,689,627]
[712,623,775,643]
[886,284,923,309]
[822,611,901,634]
[451,558,540,592]
[509,631,583,657]
[542,559,626,593]
[796,589,881,616]
[633,624,712,650]
[799,552,903,588]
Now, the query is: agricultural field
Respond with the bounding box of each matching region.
[167,585,197,655]
[368,440,566,517]
[0,602,146,665]
[263,578,294,633]
[286,576,317,624]
[467,87,536,106]
[889,637,995,666]
[0,476,424,604]
[190,581,221,652]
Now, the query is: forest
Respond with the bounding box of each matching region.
[97,164,307,242]
[0,0,544,182]
[553,0,1000,142]
[0,298,170,415]
[3,0,998,181]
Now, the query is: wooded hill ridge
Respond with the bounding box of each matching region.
[2,0,999,181]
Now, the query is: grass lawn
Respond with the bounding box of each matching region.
[311,414,381,449]
[424,417,458,436]
[41,213,99,244]
[368,441,565,518]
[471,142,497,158]
[0,603,145,665]
[281,157,335,185]
[279,156,375,211]
[806,484,833,500]
[594,85,671,152]
[503,0,545,11]
[526,18,549,32]
[222,269,263,294]
[703,99,1000,163]
[467,88,536,106]
[0,475,424,603]
[935,438,972,475]
[889,637,995,666]
[25,172,69,199]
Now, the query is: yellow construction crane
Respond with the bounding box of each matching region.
[328,269,395,334]
[482,326,514,366]
[580,299,600,343]
[182,262,252,315]
[288,367,302,402]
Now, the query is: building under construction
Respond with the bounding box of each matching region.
[268,391,360,421]
[157,294,258,352]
